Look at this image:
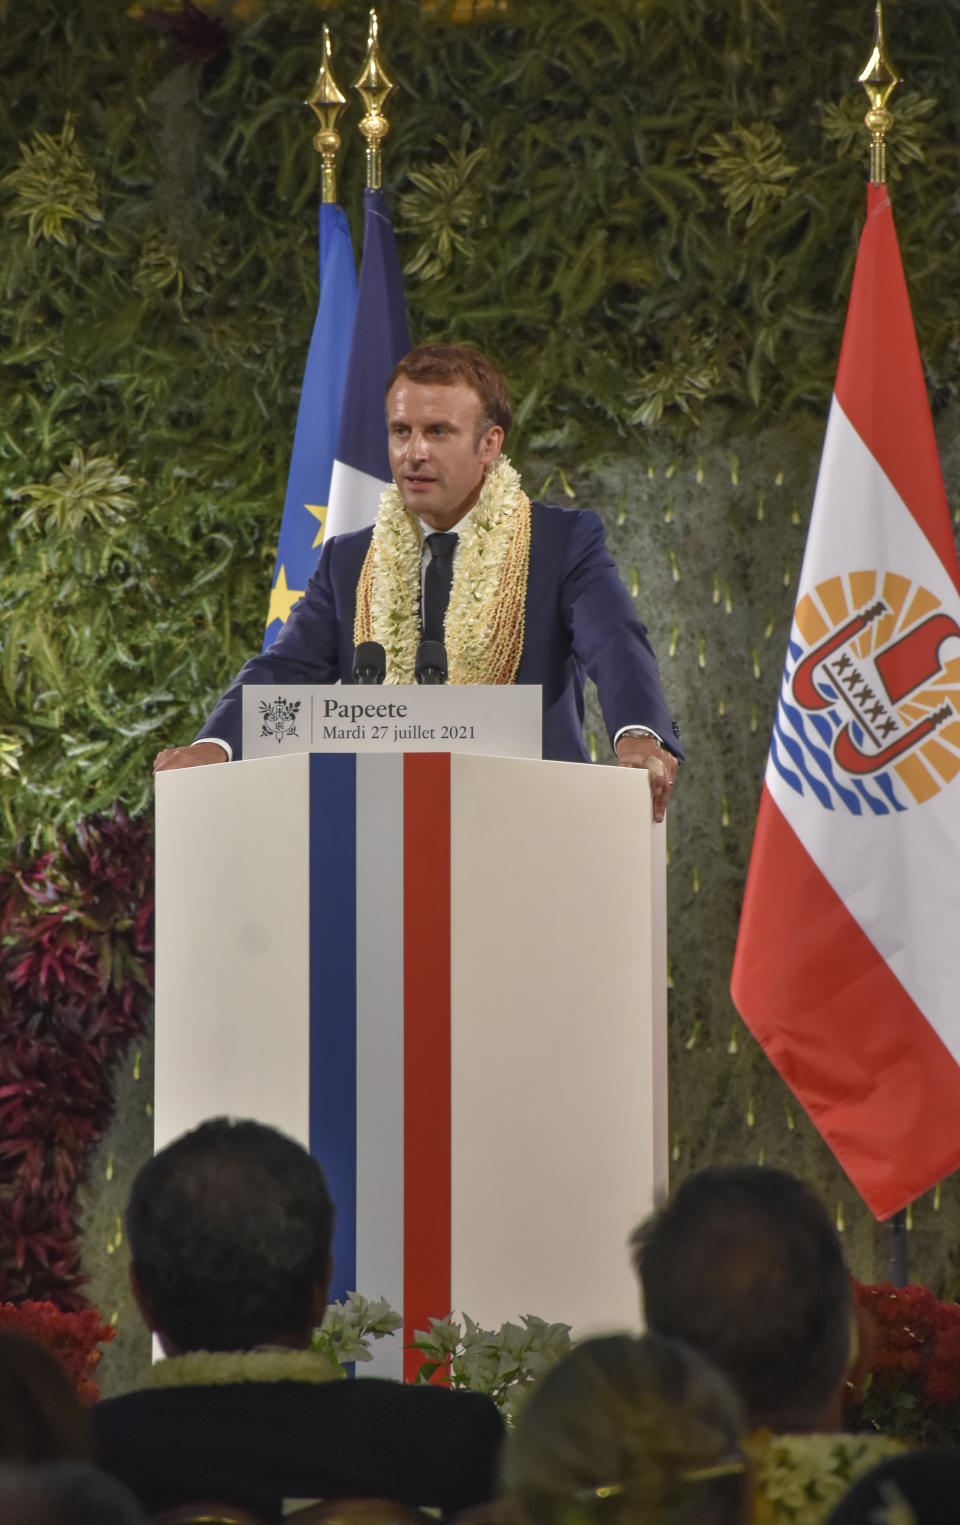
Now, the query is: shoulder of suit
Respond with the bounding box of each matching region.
[324,524,375,553]
[320,524,375,576]
[530,499,606,543]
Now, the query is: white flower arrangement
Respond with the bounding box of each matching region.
[312,1293,571,1423]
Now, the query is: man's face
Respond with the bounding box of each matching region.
[386,377,504,531]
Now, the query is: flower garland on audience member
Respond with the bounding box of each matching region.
[148,1348,343,1388]
[745,1430,904,1525]
[353,453,531,685]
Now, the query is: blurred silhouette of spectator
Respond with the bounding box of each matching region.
[0,1330,93,1462]
[825,1449,960,1525]
[0,1460,146,1525]
[501,1333,749,1525]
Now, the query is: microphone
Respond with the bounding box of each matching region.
[415,640,448,685]
[351,642,386,685]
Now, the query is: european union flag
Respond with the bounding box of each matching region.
[263,202,357,650]
[325,188,412,541]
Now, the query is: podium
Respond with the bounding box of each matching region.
[155,752,667,1377]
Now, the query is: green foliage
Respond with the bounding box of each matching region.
[3,115,103,247]
[314,1296,571,1421]
[412,1312,573,1422]
[700,123,798,227]
[398,127,489,282]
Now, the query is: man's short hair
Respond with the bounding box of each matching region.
[631,1166,852,1430]
[126,1118,334,1353]
[386,345,512,439]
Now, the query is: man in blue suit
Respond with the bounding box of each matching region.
[155,346,682,817]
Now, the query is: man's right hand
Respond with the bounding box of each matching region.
[153,743,228,773]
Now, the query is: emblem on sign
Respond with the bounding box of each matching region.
[259,696,301,745]
[774,572,960,812]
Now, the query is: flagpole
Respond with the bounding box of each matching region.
[858,1,900,187]
[860,3,910,1284]
[263,27,357,643]
[306,25,348,205]
[354,9,397,191]
[323,10,411,546]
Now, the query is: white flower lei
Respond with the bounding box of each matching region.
[361,453,530,685]
[147,1347,343,1388]
[745,1429,904,1525]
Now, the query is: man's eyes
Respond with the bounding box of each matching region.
[390,423,452,437]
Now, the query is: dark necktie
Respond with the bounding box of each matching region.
[422,532,457,643]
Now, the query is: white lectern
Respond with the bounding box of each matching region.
[155,752,666,1378]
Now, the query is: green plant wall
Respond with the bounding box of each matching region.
[5,0,960,1363]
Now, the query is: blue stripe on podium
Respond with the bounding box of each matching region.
[309,753,358,1303]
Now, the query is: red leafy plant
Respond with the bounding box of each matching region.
[0,1300,114,1402]
[845,1280,960,1446]
[0,808,153,1306]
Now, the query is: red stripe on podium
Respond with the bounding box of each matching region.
[402,754,452,1380]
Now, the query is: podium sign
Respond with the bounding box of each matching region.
[242,684,542,759]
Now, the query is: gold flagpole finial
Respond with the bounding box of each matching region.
[306,25,348,205]
[858,2,900,185]
[353,10,396,192]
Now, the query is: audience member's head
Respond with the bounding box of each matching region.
[825,1450,960,1525]
[0,1330,93,1462]
[631,1166,852,1432]
[0,1462,146,1525]
[500,1333,748,1525]
[126,1117,335,1355]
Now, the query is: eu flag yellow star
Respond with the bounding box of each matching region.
[267,565,303,629]
[305,503,327,549]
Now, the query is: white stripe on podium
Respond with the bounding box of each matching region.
[355,754,405,1378]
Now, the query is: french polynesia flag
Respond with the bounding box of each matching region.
[731,183,960,1221]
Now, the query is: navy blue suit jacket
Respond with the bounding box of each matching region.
[198,501,682,764]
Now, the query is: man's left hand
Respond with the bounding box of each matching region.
[615,735,678,822]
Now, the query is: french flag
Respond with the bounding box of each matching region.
[324,189,412,542]
[731,183,960,1221]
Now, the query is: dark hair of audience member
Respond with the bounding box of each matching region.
[500,1333,748,1525]
[0,1331,93,1463]
[387,345,513,440]
[631,1166,852,1432]
[126,1117,335,1353]
[0,1461,147,1525]
[825,1449,960,1525]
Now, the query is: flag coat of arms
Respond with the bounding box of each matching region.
[731,182,960,1221]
